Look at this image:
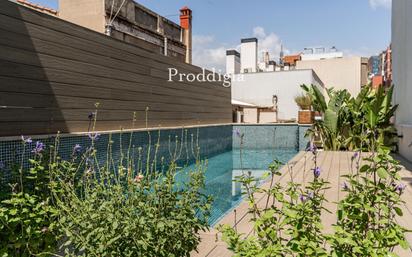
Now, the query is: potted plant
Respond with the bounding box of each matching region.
[294,94,314,124]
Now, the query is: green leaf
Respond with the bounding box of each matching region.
[376,167,389,179]
[394,207,403,216]
[399,239,409,249]
[324,109,338,134]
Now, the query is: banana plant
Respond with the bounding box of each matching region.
[301,85,350,150]
[301,84,398,151]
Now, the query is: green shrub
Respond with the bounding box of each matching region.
[52,146,211,257]
[0,140,60,256]
[219,145,330,256]
[220,131,409,256]
[0,118,211,256]
[329,147,409,256]
[302,84,398,151]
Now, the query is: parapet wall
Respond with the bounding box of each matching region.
[0,1,231,137]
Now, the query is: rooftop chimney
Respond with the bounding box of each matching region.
[240,38,258,73]
[180,6,192,64]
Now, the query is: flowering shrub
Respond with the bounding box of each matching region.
[0,112,211,256]
[220,135,410,256]
[0,138,59,256]
[329,147,409,256]
[52,138,211,257]
[220,143,330,256]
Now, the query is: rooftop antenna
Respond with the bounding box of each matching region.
[279,44,284,66]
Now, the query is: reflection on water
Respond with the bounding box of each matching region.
[176,149,297,225]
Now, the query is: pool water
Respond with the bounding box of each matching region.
[177,148,298,225]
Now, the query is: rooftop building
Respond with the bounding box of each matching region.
[240,38,258,73]
[301,46,343,61]
[368,55,381,77]
[227,38,279,74]
[58,0,191,63]
[226,50,241,75]
[227,38,325,123]
[231,69,324,123]
[296,56,368,96]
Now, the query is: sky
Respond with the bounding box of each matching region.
[30,0,392,71]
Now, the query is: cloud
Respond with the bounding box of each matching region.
[369,0,391,9]
[253,27,266,38]
[192,35,227,71]
[252,26,288,62]
[193,35,214,45]
[192,27,287,72]
[342,46,382,57]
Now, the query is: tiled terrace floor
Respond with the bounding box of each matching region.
[192,151,412,257]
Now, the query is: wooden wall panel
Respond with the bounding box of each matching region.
[0,1,232,137]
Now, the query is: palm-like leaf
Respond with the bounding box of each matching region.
[302,84,398,151]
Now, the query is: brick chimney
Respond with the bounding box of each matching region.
[180,6,192,64]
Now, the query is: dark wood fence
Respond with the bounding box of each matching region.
[0,1,231,137]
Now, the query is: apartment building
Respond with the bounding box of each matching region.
[392,0,412,161]
[59,0,192,62]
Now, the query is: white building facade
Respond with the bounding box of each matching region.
[226,50,241,75]
[231,70,324,122]
[392,0,412,161]
[227,38,326,123]
[240,38,258,73]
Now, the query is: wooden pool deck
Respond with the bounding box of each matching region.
[191,151,412,257]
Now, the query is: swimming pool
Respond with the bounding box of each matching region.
[192,148,298,225]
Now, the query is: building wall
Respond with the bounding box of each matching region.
[368,55,381,76]
[0,1,231,137]
[371,75,384,89]
[59,0,187,62]
[226,53,240,75]
[296,57,365,96]
[300,51,343,61]
[243,108,258,123]
[392,0,412,161]
[258,110,276,123]
[240,40,258,73]
[59,0,106,33]
[361,57,369,87]
[231,70,324,121]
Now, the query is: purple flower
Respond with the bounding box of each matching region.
[313,167,321,178]
[395,183,406,194]
[233,128,242,138]
[342,182,349,190]
[351,152,359,161]
[299,194,307,202]
[88,133,100,141]
[32,141,45,155]
[21,135,32,144]
[307,142,317,154]
[0,161,4,170]
[73,144,82,153]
